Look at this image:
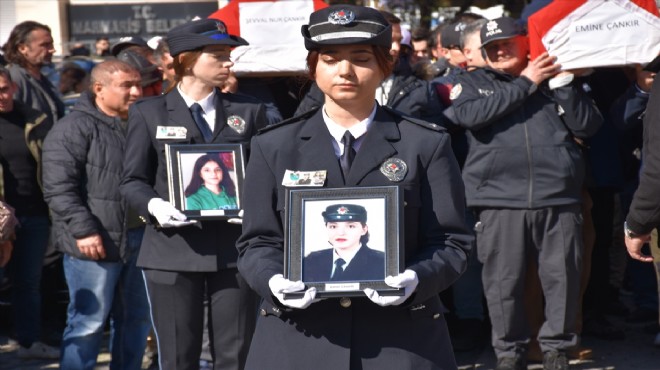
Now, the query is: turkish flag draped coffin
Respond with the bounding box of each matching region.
[208,0,328,75]
[528,0,660,69]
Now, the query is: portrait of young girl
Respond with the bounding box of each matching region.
[183,152,238,211]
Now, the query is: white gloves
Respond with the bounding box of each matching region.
[364,269,418,306]
[268,274,317,309]
[147,198,196,228]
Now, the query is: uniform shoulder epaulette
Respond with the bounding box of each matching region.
[257,107,320,134]
[381,106,445,132]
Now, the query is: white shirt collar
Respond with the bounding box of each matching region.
[177,84,216,112]
[333,244,361,267]
[322,103,377,155]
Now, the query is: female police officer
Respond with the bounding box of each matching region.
[236,5,472,370]
[120,18,265,370]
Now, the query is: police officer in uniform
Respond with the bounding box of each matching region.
[119,18,266,370]
[236,5,472,370]
[303,204,385,282]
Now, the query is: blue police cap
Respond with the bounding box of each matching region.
[322,204,367,223]
[480,17,526,48]
[301,5,392,50]
[167,18,248,57]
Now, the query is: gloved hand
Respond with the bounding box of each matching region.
[268,274,317,309]
[364,269,418,306]
[227,209,244,225]
[147,198,197,228]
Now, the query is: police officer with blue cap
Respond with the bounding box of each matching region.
[120,17,266,370]
[236,4,472,369]
[304,204,385,282]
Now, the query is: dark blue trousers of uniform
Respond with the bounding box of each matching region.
[143,268,258,370]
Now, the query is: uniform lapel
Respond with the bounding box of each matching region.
[346,107,400,185]
[166,90,203,143]
[299,110,345,188]
[212,91,228,141]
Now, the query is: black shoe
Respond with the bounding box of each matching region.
[543,351,569,370]
[450,318,485,352]
[495,356,527,370]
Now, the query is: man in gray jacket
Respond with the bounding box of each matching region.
[450,17,603,370]
[1,21,65,124]
[42,60,150,370]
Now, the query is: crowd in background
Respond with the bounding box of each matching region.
[0,1,658,370]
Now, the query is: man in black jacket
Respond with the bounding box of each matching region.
[42,60,150,370]
[450,17,603,370]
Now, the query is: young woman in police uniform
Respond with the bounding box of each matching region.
[236,5,472,370]
[120,18,265,370]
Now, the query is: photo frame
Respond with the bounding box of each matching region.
[165,143,245,220]
[284,186,404,298]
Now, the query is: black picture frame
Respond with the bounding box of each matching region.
[284,186,404,298]
[165,143,245,220]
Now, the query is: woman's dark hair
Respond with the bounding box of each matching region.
[305,45,394,80]
[1,21,51,67]
[184,153,236,197]
[58,63,88,95]
[165,49,202,93]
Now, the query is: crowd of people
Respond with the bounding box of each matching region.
[0,2,658,370]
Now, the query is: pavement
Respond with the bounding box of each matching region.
[1,293,659,370]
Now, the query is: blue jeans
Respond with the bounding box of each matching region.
[9,216,50,347]
[60,227,150,370]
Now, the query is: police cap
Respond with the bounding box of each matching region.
[167,18,248,57]
[322,204,367,223]
[480,17,526,48]
[111,36,149,57]
[301,5,392,50]
[441,22,466,49]
[116,50,162,87]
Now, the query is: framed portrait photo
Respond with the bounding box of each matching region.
[165,143,245,220]
[284,186,404,298]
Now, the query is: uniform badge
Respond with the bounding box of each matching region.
[380,158,407,182]
[155,125,187,139]
[328,9,355,25]
[226,115,246,134]
[215,21,227,34]
[282,170,327,187]
[449,83,462,100]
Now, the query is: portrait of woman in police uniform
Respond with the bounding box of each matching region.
[303,203,385,282]
[236,5,473,370]
[119,18,266,370]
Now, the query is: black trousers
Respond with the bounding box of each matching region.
[143,268,259,370]
[475,206,583,357]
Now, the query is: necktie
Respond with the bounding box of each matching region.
[331,258,346,281]
[340,131,356,179]
[190,103,213,143]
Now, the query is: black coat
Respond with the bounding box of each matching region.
[236,105,472,369]
[627,77,660,234]
[304,245,385,282]
[42,91,127,261]
[120,88,267,271]
[450,67,603,209]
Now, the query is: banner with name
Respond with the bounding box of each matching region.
[209,0,328,75]
[528,0,660,69]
